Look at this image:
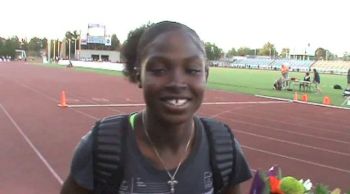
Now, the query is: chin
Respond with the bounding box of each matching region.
[153,110,195,125]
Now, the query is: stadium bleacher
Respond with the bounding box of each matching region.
[226,57,350,75]
[230,57,314,71]
[311,60,350,75]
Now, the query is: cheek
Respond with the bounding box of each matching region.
[192,80,207,98]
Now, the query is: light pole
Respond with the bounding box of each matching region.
[47,40,51,63]
[68,39,71,60]
[53,40,56,62]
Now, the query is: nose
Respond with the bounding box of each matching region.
[166,68,187,89]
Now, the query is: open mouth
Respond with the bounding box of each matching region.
[161,97,190,107]
[165,98,188,106]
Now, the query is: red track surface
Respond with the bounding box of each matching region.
[1,62,349,193]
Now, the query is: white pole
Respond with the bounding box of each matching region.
[57,41,60,60]
[47,40,51,63]
[74,39,77,60]
[68,39,71,60]
[53,40,56,61]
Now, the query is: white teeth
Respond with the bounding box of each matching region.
[167,99,187,106]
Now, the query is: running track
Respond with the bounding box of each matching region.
[0,62,349,193]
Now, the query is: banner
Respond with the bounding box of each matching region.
[105,37,111,46]
[87,36,105,44]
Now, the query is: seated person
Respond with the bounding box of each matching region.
[273,78,283,91]
[299,72,311,91]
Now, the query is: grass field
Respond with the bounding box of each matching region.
[208,67,349,107]
[40,63,349,107]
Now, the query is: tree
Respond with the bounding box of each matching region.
[28,37,42,52]
[315,47,326,60]
[65,30,79,58]
[20,38,28,51]
[258,42,277,57]
[237,47,254,56]
[111,34,121,51]
[3,37,19,58]
[28,37,43,56]
[0,38,3,56]
[226,48,237,58]
[343,52,350,61]
[41,38,48,50]
[280,48,290,58]
[314,48,336,60]
[205,42,223,60]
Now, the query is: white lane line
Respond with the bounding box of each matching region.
[243,145,350,174]
[15,82,99,120]
[256,94,350,110]
[203,101,290,105]
[0,104,63,185]
[236,130,350,157]
[216,114,350,145]
[234,119,350,145]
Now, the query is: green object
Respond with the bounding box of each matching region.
[314,184,330,194]
[280,176,305,194]
[129,113,137,129]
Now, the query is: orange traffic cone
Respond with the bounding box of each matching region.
[58,90,68,107]
[293,92,298,101]
[301,93,308,102]
[323,96,331,105]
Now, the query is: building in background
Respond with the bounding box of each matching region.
[78,24,120,62]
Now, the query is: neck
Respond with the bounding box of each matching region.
[141,111,194,152]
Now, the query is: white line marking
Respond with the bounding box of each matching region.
[68,103,146,108]
[214,113,350,145]
[256,94,350,110]
[243,145,350,174]
[203,101,289,105]
[236,130,350,157]
[233,119,350,145]
[0,104,63,185]
[14,82,99,120]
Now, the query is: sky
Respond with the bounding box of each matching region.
[1,0,349,55]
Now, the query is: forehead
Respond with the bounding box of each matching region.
[140,30,204,62]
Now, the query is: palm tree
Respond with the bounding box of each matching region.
[65,30,79,59]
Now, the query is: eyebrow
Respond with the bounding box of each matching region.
[147,55,203,63]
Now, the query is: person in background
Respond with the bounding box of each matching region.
[312,68,321,93]
[60,21,252,194]
[347,68,350,89]
[299,72,311,92]
[281,64,289,88]
[273,77,283,91]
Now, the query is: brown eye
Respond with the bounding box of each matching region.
[150,68,167,76]
[186,68,202,75]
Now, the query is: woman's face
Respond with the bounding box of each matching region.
[139,30,207,124]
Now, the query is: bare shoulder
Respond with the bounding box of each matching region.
[224,184,241,194]
[60,174,93,194]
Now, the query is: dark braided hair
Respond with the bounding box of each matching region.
[121,21,206,83]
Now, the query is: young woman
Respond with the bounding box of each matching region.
[60,21,251,194]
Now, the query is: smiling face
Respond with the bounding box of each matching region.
[138,30,207,124]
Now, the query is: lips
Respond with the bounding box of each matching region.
[160,97,191,108]
[165,98,188,106]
